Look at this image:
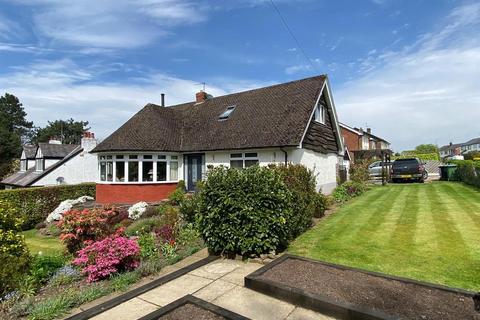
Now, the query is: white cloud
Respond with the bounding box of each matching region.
[0,59,271,139]
[335,3,480,151]
[14,0,207,49]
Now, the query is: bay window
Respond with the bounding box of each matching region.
[99,154,180,183]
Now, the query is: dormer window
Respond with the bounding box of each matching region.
[36,158,44,171]
[219,105,236,120]
[314,102,326,124]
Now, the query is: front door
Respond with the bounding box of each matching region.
[185,153,204,191]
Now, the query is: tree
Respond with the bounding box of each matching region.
[0,93,33,178]
[414,144,438,154]
[464,151,480,160]
[33,119,90,145]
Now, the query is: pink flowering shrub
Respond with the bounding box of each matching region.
[59,208,121,253]
[72,236,140,282]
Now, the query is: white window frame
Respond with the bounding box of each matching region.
[229,152,259,169]
[98,153,180,184]
[314,102,326,124]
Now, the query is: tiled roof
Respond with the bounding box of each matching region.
[38,143,80,158]
[93,75,328,153]
[23,145,38,159]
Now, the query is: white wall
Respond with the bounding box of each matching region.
[33,150,98,186]
[289,148,339,194]
[204,147,339,194]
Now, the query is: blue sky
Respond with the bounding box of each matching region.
[0,0,479,151]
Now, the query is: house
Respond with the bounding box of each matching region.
[1,133,98,189]
[340,123,391,161]
[92,75,346,204]
[440,138,480,159]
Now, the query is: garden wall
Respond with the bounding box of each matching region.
[0,183,96,229]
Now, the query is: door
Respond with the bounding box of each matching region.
[185,154,204,191]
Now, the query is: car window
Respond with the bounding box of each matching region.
[393,159,419,167]
[369,161,380,168]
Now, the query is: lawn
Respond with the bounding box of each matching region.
[289,181,480,291]
[22,229,64,256]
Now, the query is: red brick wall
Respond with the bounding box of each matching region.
[341,128,361,151]
[96,183,178,204]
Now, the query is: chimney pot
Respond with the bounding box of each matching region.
[161,93,165,107]
[367,128,371,134]
[196,91,208,103]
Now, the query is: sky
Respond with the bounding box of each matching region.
[0,0,479,151]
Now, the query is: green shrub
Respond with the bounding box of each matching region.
[125,216,164,236]
[30,254,66,285]
[394,153,440,161]
[168,188,186,206]
[349,159,370,183]
[270,164,316,239]
[0,183,95,230]
[332,181,366,203]
[449,160,480,188]
[196,166,292,256]
[0,200,31,296]
[137,233,159,260]
[313,192,330,218]
[179,193,201,223]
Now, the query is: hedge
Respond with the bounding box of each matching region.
[0,183,96,230]
[393,153,440,161]
[448,160,480,188]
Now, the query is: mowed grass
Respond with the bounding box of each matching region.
[289,181,480,291]
[22,229,64,256]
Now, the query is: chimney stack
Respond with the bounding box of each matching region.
[81,132,97,152]
[161,93,165,107]
[196,90,208,103]
[367,128,371,134]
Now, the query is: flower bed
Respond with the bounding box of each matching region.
[0,184,205,320]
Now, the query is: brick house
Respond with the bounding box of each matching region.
[92,75,346,204]
[340,123,390,161]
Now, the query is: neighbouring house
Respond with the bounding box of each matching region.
[440,138,480,159]
[340,123,391,161]
[1,133,98,189]
[92,75,346,204]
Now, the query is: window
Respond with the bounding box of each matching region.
[219,105,236,120]
[314,102,326,124]
[230,152,259,169]
[99,154,180,183]
[36,158,44,171]
[157,161,167,181]
[142,161,154,182]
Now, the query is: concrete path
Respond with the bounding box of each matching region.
[89,257,335,320]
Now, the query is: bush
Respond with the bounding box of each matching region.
[270,164,317,239]
[58,208,119,253]
[350,159,370,183]
[30,254,66,285]
[158,204,180,228]
[155,224,175,243]
[125,216,164,236]
[0,183,95,230]
[137,233,159,260]
[196,166,292,256]
[313,192,330,218]
[0,200,31,296]
[332,181,366,203]
[449,160,480,188]
[72,236,140,282]
[179,193,201,223]
[168,187,186,206]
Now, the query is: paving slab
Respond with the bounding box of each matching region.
[287,307,336,320]
[193,279,237,302]
[189,259,243,280]
[220,262,263,286]
[138,274,213,306]
[91,298,158,320]
[213,285,295,320]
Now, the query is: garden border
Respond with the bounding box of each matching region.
[66,255,219,320]
[138,294,249,320]
[245,254,478,320]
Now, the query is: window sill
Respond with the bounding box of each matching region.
[96,181,179,185]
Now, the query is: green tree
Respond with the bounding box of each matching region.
[33,118,90,144]
[0,93,33,178]
[464,151,480,160]
[414,144,438,154]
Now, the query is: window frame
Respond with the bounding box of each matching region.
[313,102,326,124]
[98,154,181,184]
[229,152,259,169]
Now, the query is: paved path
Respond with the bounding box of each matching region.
[82,253,334,320]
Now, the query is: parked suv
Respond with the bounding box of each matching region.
[391,158,428,183]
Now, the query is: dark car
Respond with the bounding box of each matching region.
[391,158,428,183]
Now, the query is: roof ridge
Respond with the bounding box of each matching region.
[149,74,327,109]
